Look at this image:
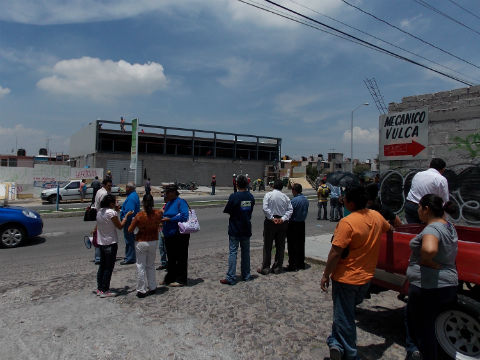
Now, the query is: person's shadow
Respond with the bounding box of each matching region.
[355,305,405,359]
[187,278,204,287]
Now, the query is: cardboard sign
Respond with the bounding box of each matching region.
[379,107,428,160]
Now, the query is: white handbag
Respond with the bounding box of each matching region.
[178,209,200,234]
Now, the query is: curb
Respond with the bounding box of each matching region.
[39,202,231,219]
[305,256,326,266]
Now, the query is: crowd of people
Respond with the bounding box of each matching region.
[88,158,458,360]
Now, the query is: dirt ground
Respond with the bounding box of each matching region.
[0,245,409,360]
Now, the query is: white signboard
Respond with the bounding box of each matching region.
[379,107,428,160]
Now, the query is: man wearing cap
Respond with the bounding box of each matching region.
[211,175,216,196]
[258,179,293,275]
[120,183,140,265]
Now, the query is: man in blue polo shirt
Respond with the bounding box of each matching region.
[220,175,255,285]
[285,183,309,271]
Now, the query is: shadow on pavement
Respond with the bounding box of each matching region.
[111,286,135,296]
[355,305,405,359]
[22,236,46,248]
[187,278,204,287]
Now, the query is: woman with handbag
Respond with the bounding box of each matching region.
[161,184,190,287]
[127,194,164,298]
[95,194,133,297]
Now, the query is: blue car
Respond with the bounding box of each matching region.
[0,206,43,248]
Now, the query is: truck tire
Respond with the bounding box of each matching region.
[435,295,480,359]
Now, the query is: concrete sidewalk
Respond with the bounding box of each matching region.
[304,234,332,265]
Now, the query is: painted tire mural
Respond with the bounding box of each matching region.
[379,165,480,225]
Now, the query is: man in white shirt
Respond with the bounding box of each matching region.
[258,179,293,275]
[405,158,449,223]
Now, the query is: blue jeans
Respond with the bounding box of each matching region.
[123,229,136,263]
[327,280,370,360]
[158,232,167,266]
[226,236,251,284]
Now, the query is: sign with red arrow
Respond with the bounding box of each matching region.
[379,107,428,160]
[384,140,425,157]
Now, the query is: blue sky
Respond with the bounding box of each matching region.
[1,0,479,160]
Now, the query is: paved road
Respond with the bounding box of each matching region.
[0,200,336,281]
[0,200,410,360]
[17,189,318,211]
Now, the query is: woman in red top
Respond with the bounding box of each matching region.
[128,194,163,298]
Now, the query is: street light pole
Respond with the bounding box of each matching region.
[350,103,369,172]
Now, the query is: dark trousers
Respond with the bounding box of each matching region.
[406,284,457,360]
[97,243,118,292]
[164,232,190,285]
[262,219,288,270]
[405,201,421,224]
[211,185,215,195]
[287,221,305,269]
[318,201,328,219]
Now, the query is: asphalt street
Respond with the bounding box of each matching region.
[0,200,336,282]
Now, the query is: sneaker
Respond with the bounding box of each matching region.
[329,347,342,360]
[100,291,117,298]
[220,279,234,285]
[96,290,103,296]
[136,291,147,298]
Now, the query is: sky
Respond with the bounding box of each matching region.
[1,0,480,160]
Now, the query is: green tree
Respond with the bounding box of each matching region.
[353,164,370,175]
[306,164,319,183]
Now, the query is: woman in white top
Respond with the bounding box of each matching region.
[96,194,132,297]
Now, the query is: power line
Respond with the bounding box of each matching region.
[340,0,480,71]
[237,0,397,53]
[285,0,480,84]
[413,0,480,36]
[259,0,473,85]
[446,0,480,21]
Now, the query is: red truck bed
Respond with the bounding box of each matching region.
[374,224,480,294]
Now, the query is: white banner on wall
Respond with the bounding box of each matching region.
[0,165,104,197]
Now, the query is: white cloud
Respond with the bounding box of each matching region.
[0,124,43,137]
[0,0,343,29]
[343,126,379,144]
[0,85,11,98]
[37,57,168,100]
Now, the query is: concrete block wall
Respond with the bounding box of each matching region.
[382,85,480,171]
[94,152,269,187]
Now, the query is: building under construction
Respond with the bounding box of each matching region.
[70,120,281,186]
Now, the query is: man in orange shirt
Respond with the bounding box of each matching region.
[321,186,392,360]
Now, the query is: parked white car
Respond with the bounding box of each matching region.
[41,180,120,204]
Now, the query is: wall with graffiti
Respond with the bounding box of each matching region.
[380,163,480,225]
[0,165,103,198]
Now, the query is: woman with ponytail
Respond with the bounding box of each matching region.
[405,194,459,360]
[128,194,164,298]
